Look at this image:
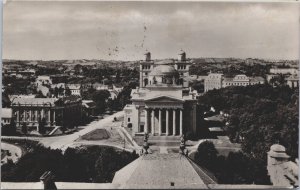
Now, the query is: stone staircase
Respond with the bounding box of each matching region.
[135,135,181,147]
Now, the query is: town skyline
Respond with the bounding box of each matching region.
[3,1,299,61]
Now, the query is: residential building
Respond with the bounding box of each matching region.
[82,100,96,117]
[36,75,52,86]
[204,73,223,92]
[1,108,13,125]
[124,51,197,136]
[286,75,299,89]
[67,84,81,96]
[270,68,299,75]
[205,73,265,92]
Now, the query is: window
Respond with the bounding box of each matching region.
[128,118,131,122]
[140,125,144,132]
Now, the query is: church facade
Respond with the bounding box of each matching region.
[124,51,197,136]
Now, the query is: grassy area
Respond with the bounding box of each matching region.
[80,129,110,141]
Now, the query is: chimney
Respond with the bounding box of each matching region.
[40,171,57,190]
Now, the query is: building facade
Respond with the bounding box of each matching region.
[205,73,265,92]
[204,73,223,92]
[270,68,299,75]
[286,75,299,89]
[11,96,82,131]
[124,51,197,136]
[36,75,52,86]
[67,84,81,96]
[1,108,12,125]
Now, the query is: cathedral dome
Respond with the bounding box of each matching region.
[149,65,178,76]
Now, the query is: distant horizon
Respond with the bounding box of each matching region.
[3,1,299,61]
[2,56,299,62]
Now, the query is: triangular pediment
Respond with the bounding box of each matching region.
[145,95,184,102]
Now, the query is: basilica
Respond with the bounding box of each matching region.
[124,51,197,136]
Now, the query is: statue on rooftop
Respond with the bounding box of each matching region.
[143,132,149,154]
[180,134,186,155]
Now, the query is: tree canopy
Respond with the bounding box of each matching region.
[198,85,298,161]
[1,143,138,183]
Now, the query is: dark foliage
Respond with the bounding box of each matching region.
[198,84,298,164]
[1,144,138,183]
[194,141,271,184]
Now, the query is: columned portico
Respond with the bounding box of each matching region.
[142,107,183,136]
[124,52,198,138]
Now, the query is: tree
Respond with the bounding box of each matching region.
[65,87,71,96]
[2,91,11,108]
[2,122,17,136]
[194,141,218,171]
[92,90,110,114]
[21,123,28,135]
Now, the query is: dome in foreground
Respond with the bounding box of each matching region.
[270,144,286,152]
[149,65,178,76]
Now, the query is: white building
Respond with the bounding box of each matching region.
[205,73,265,92]
[286,75,299,89]
[67,84,81,96]
[36,76,52,86]
[124,51,197,137]
[204,73,223,92]
[270,68,299,75]
[1,108,13,125]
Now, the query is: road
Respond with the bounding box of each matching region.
[39,111,124,150]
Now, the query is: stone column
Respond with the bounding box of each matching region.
[35,110,38,122]
[41,109,44,119]
[159,109,162,136]
[137,107,140,133]
[180,109,183,135]
[16,110,19,122]
[48,109,51,124]
[29,110,32,123]
[151,109,155,135]
[173,109,176,136]
[53,110,56,125]
[22,110,25,122]
[166,109,169,136]
[145,109,148,133]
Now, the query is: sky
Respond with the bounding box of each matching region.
[3,1,300,61]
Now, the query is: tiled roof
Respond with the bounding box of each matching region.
[11,98,58,106]
[67,84,81,90]
[1,108,12,118]
[250,76,265,82]
[286,75,299,81]
[113,153,215,189]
